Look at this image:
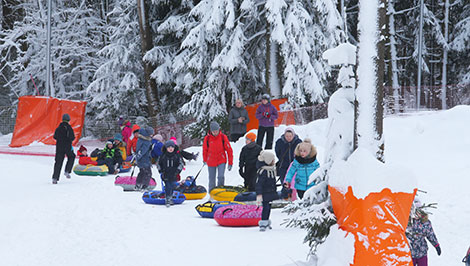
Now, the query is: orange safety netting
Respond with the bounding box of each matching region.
[329,186,417,266]
[245,98,295,131]
[9,96,87,147]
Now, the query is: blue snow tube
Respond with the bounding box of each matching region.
[142,190,186,205]
[233,192,256,202]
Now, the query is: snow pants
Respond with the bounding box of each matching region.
[262,201,272,220]
[96,158,117,174]
[256,126,274,150]
[412,256,427,266]
[136,167,152,188]
[208,163,226,191]
[52,147,76,181]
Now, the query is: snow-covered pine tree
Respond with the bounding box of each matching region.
[87,0,146,121]
[143,0,194,116]
[450,0,470,85]
[0,0,103,100]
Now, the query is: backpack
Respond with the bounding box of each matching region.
[90,148,102,158]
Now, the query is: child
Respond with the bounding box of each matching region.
[239,132,262,191]
[406,199,441,265]
[157,140,184,207]
[121,120,132,144]
[256,150,278,232]
[284,139,320,199]
[77,145,97,166]
[135,128,152,191]
[97,140,122,174]
[113,133,127,161]
[126,124,140,156]
[151,134,164,164]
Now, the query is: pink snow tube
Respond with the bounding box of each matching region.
[214,204,262,227]
[114,176,157,191]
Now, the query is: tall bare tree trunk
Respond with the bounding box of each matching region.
[137,0,158,124]
[265,20,281,99]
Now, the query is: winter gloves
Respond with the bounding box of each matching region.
[227,165,232,171]
[435,245,441,256]
[263,112,271,118]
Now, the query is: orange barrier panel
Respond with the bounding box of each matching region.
[245,98,295,132]
[10,96,87,147]
[329,186,416,266]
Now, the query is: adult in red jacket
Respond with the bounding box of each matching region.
[203,121,233,191]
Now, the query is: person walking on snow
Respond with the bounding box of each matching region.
[284,139,320,199]
[239,132,262,191]
[228,99,249,142]
[135,128,153,191]
[157,140,184,207]
[255,94,278,149]
[127,124,140,156]
[275,127,302,184]
[406,199,441,266]
[256,150,279,231]
[203,121,233,191]
[52,113,76,184]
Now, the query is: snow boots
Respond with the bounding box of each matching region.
[165,196,173,208]
[64,172,71,179]
[258,220,272,232]
[52,179,58,184]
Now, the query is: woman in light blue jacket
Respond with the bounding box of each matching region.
[284,139,320,199]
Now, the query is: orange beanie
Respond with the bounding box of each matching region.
[245,132,256,142]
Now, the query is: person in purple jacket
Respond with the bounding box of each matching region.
[406,199,441,266]
[255,94,278,149]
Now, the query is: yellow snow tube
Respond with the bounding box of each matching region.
[73,164,108,176]
[209,186,247,202]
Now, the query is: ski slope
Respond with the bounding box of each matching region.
[1,106,469,266]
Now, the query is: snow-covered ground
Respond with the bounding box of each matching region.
[1,106,469,266]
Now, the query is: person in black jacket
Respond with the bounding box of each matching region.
[96,140,123,174]
[256,150,278,232]
[157,140,184,207]
[274,127,302,183]
[52,114,76,184]
[239,132,262,191]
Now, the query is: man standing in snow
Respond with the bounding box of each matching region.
[255,94,278,149]
[51,113,76,184]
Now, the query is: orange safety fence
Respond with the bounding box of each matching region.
[245,98,295,131]
[9,96,87,148]
[329,186,417,266]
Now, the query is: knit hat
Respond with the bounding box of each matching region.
[164,140,176,148]
[114,133,123,142]
[261,94,271,101]
[258,150,276,165]
[78,145,87,153]
[106,140,113,146]
[170,137,177,145]
[210,121,220,131]
[284,127,295,135]
[245,132,256,142]
[153,134,163,142]
[62,113,70,122]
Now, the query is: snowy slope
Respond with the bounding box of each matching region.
[1,106,469,266]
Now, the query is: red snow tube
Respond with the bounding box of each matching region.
[214,204,262,227]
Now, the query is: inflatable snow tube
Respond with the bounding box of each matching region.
[142,190,186,205]
[119,161,132,173]
[195,201,245,218]
[114,176,157,191]
[214,204,262,227]
[175,185,207,200]
[73,164,108,176]
[210,186,247,202]
[233,191,287,208]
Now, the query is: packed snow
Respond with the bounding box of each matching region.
[1,106,470,265]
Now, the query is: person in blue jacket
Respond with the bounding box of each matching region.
[151,134,164,164]
[256,150,278,232]
[157,140,184,207]
[284,139,320,199]
[275,127,302,183]
[135,128,153,191]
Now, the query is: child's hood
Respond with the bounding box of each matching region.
[294,138,317,158]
